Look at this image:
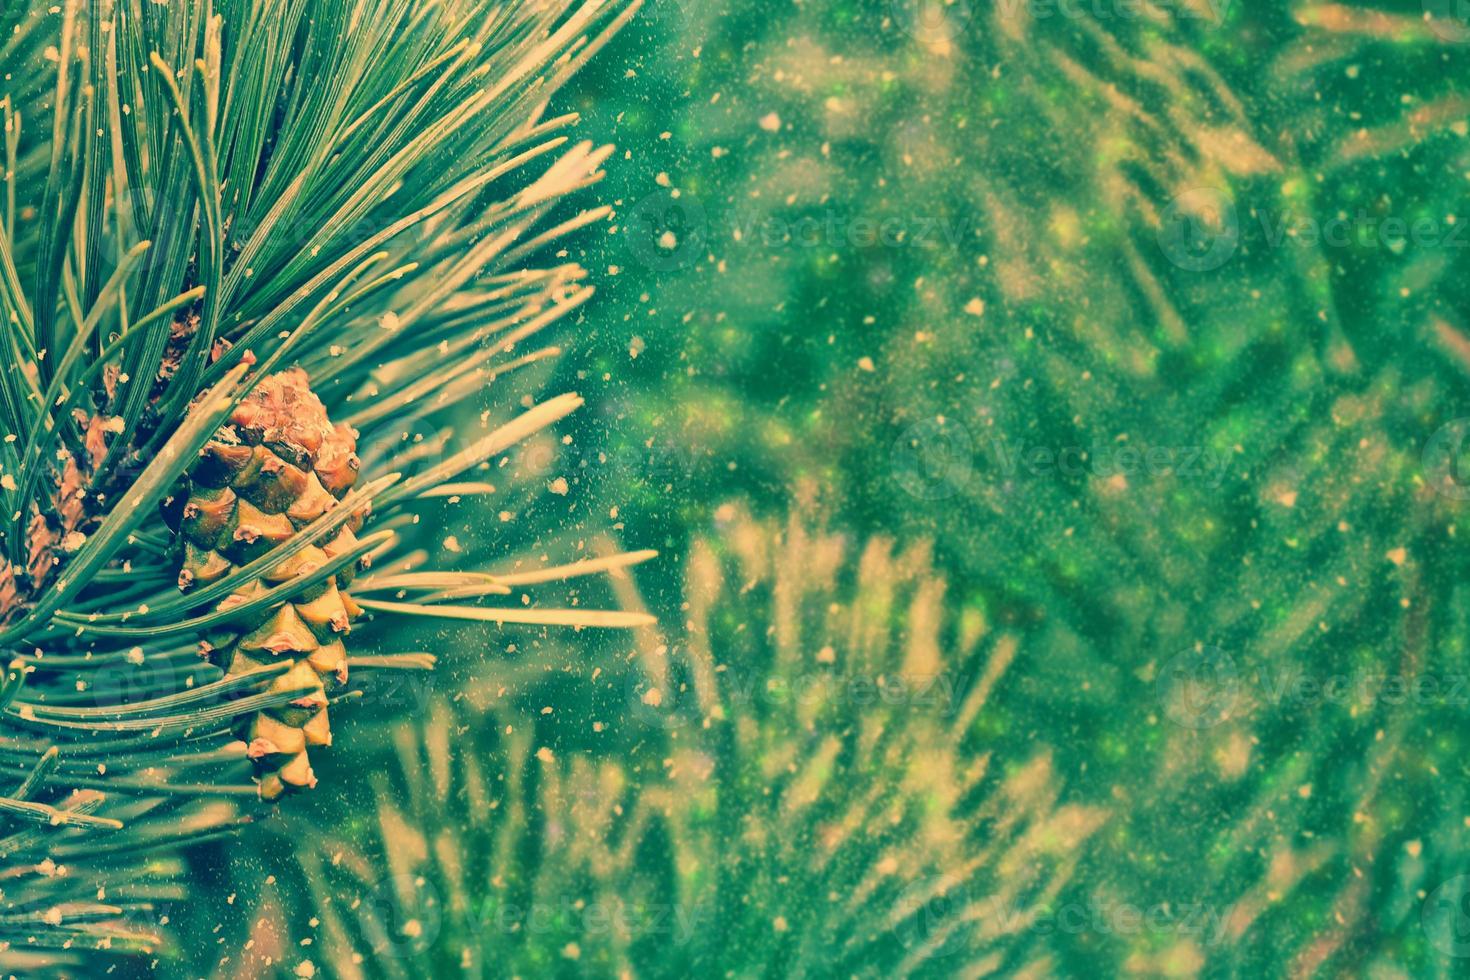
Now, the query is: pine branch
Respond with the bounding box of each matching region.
[209,495,1101,978]
[0,0,643,969]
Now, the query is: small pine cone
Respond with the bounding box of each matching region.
[170,368,364,800]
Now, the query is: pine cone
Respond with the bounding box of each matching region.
[0,426,106,626]
[170,368,364,800]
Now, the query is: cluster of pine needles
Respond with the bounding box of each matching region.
[193,492,1101,978]
[0,0,654,971]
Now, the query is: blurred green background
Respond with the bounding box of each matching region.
[553,1,1470,975]
[184,2,1470,976]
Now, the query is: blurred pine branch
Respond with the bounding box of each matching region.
[564,0,1470,974]
[238,491,1103,978]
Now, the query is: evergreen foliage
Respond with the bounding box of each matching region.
[565,1,1470,974]
[229,493,1102,979]
[0,0,645,969]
